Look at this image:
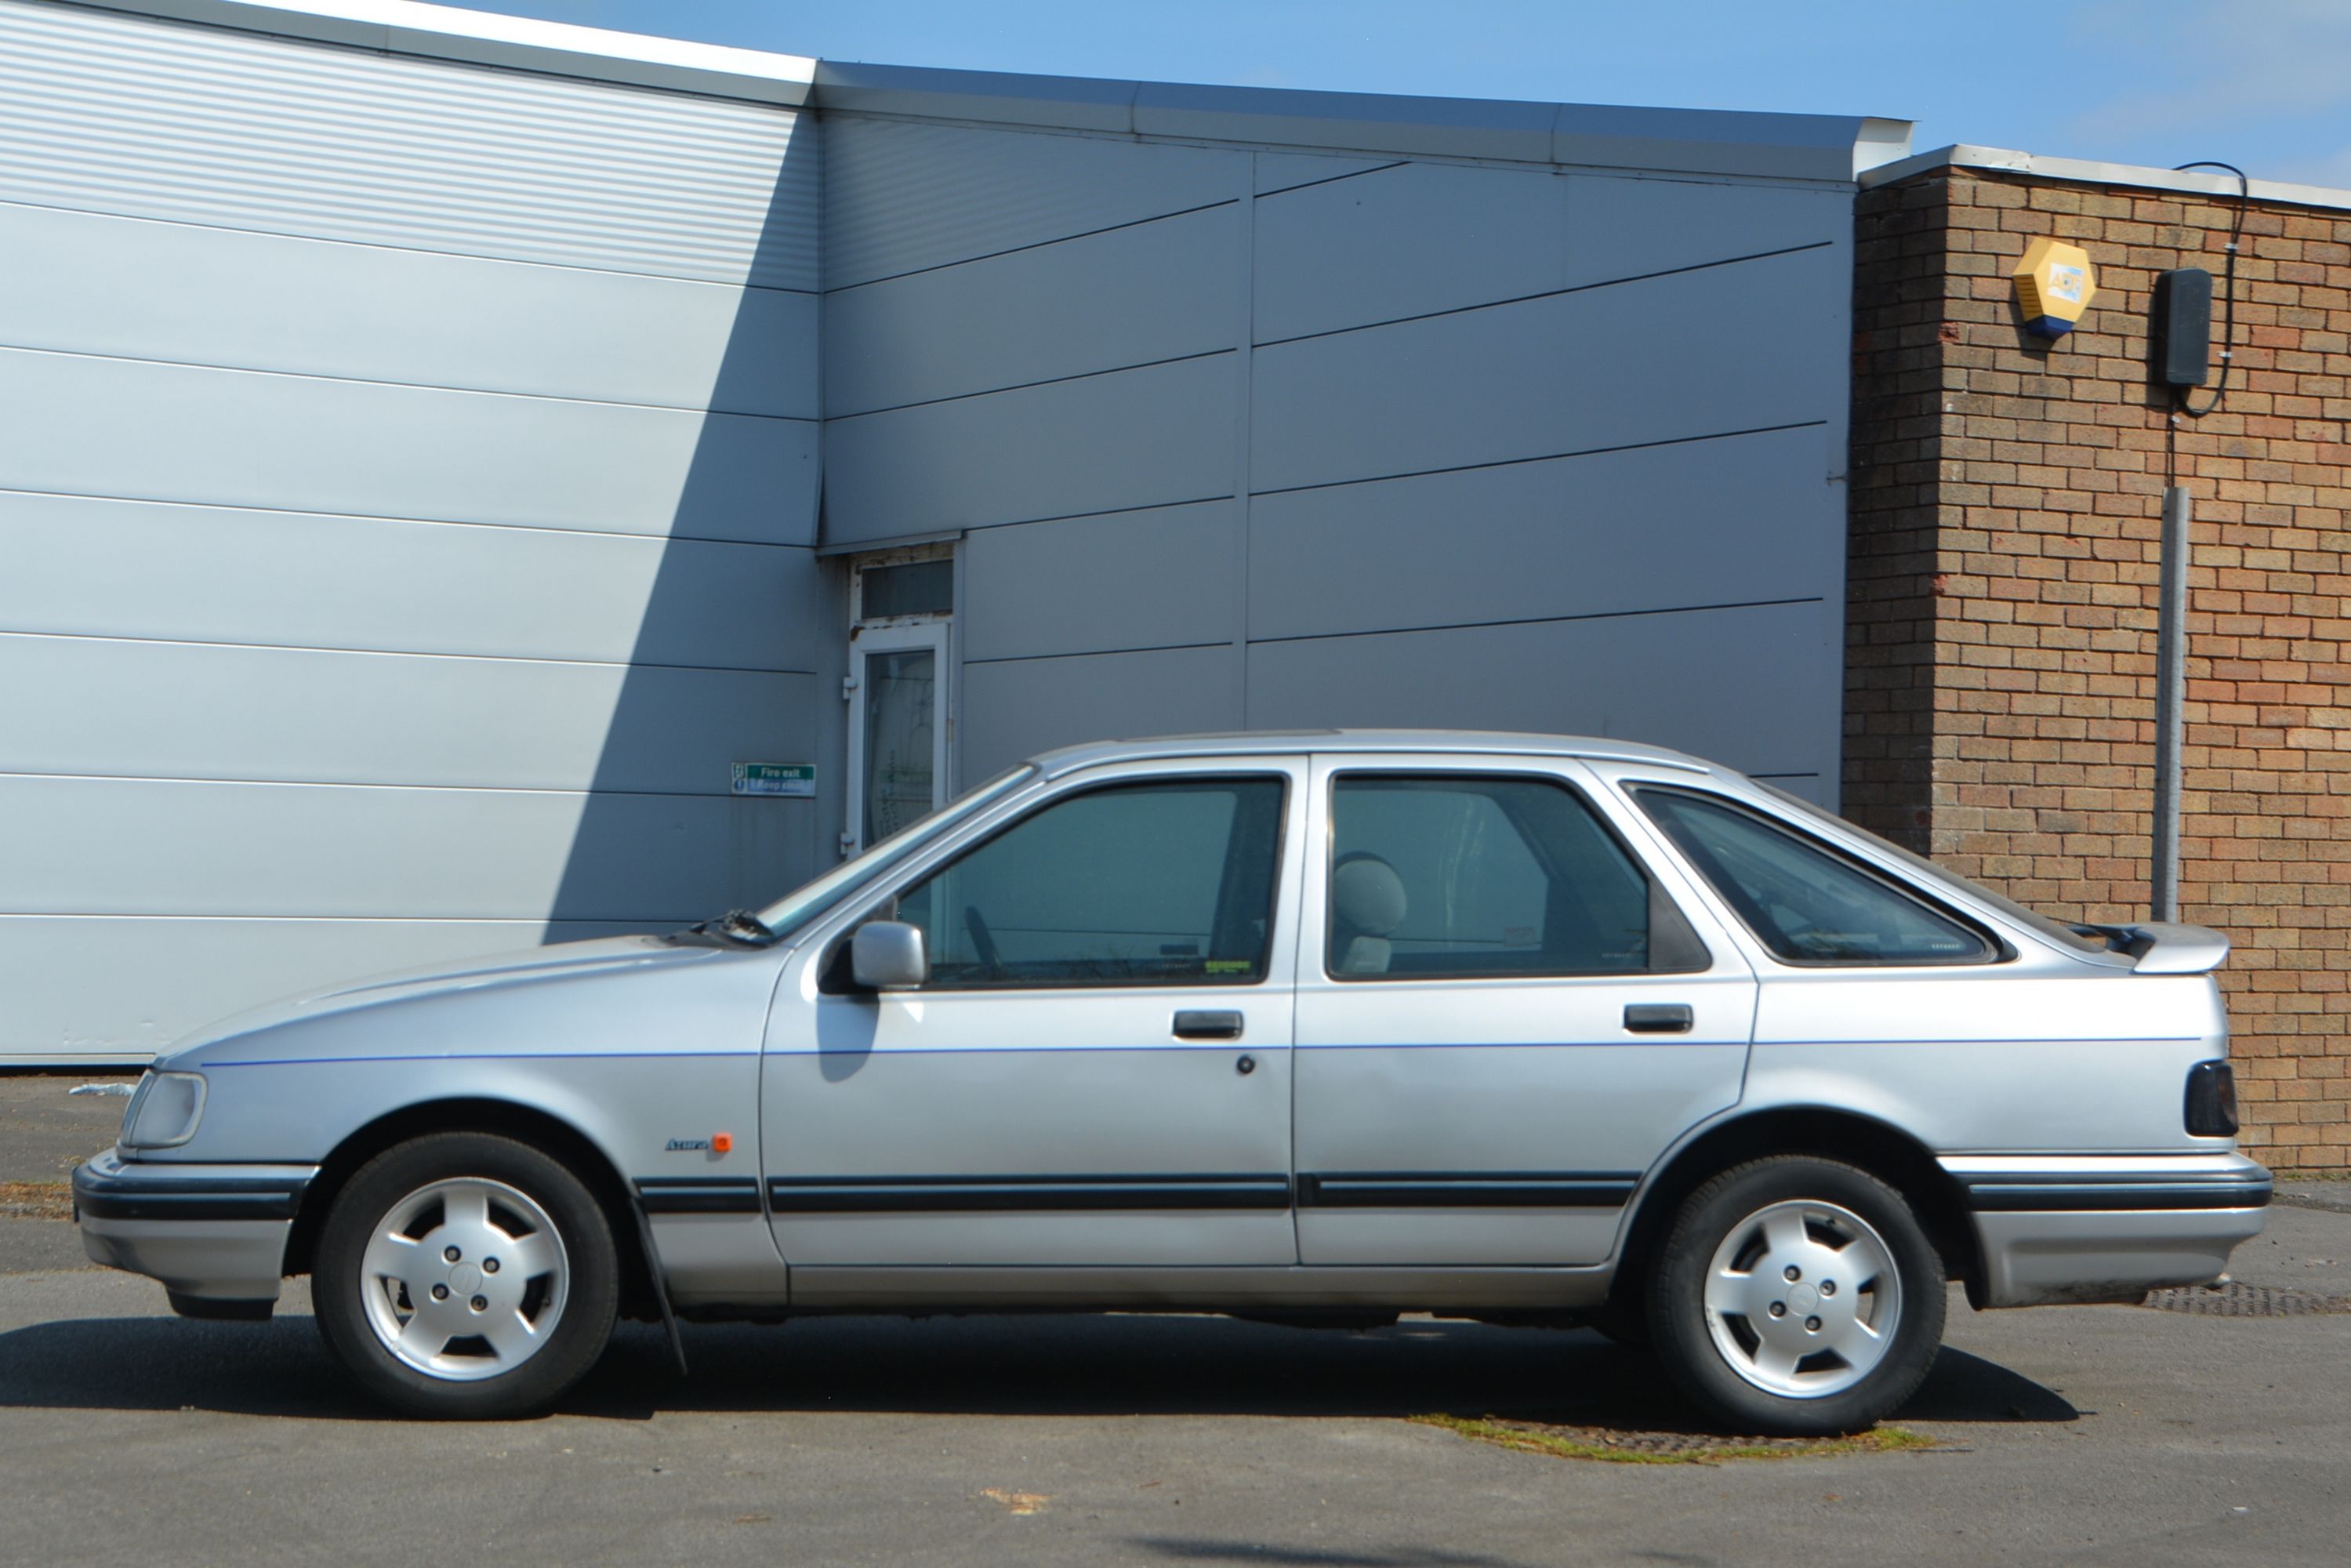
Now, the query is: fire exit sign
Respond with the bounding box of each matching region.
[731,763,816,797]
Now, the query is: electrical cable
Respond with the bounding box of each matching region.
[2170,160,2248,420]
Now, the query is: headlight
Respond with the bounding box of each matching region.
[120,1071,207,1149]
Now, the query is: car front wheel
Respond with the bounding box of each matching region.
[313,1132,619,1418]
[1649,1155,1944,1436]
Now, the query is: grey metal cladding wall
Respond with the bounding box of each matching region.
[2,918,651,1062]
[1,201,817,418]
[1254,162,1851,343]
[823,202,1241,417]
[0,494,825,673]
[960,647,1241,783]
[0,775,797,921]
[1240,154,1852,790]
[1246,427,1835,643]
[962,502,1239,664]
[1246,602,1840,786]
[823,114,1242,287]
[0,636,816,797]
[2,346,819,545]
[1251,243,1845,494]
[822,354,1237,543]
[821,116,1248,549]
[0,0,818,288]
[0,1,826,1057]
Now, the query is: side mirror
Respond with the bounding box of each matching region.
[851,920,928,990]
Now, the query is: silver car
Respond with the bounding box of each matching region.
[75,731,2268,1433]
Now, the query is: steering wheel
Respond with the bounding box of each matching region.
[962,906,1006,980]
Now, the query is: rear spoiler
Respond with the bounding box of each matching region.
[2102,923,2231,975]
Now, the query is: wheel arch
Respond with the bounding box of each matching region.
[284,1097,662,1321]
[1611,1106,1983,1312]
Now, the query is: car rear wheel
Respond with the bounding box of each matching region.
[313,1132,619,1418]
[1649,1156,1944,1436]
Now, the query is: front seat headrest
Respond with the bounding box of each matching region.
[1331,854,1408,938]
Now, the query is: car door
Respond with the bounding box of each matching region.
[762,757,1308,1270]
[1291,754,1757,1267]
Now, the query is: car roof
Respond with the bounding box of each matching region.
[1030,728,1720,779]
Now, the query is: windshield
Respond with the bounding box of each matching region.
[752,764,1037,942]
[1757,784,2112,956]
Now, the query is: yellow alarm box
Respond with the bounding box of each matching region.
[2013,237,2096,338]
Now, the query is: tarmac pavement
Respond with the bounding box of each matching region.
[5,1073,2347,1565]
[2,1198,2347,1566]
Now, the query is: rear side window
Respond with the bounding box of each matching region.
[1326,774,1707,980]
[1635,789,1995,966]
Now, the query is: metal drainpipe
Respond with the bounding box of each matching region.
[2151,485,2192,923]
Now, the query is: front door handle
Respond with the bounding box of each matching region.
[1174,1010,1244,1040]
[1624,1003,1695,1034]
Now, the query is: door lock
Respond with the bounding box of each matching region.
[1235,1054,1257,1076]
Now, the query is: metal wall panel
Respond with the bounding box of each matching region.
[0,348,818,545]
[0,201,816,418]
[1254,164,1852,346]
[823,203,1240,416]
[0,495,822,677]
[0,0,825,1058]
[1246,426,1834,641]
[0,0,818,288]
[1245,601,1839,779]
[962,502,1239,662]
[0,775,806,923]
[0,916,653,1062]
[1562,175,1852,289]
[822,354,1236,543]
[959,647,1240,782]
[1254,161,1571,343]
[0,494,824,671]
[1250,244,1843,494]
[1254,151,1396,194]
[0,635,815,796]
[822,114,1243,288]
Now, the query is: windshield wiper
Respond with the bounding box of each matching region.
[677,909,775,947]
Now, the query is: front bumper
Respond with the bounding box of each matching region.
[1943,1152,2271,1308]
[74,1149,317,1319]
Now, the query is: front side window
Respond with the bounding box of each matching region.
[1325,774,1705,980]
[893,776,1286,988]
[1635,789,1995,966]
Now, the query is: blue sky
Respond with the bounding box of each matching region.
[459,1,2351,188]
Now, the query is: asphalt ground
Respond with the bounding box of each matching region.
[5,1069,2348,1566]
[0,1069,136,1181]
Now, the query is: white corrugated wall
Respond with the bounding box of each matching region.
[0,0,825,1062]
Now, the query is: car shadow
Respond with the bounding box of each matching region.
[0,1309,2074,1428]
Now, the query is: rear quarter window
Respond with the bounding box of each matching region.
[1635,788,1997,966]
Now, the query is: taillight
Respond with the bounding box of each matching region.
[2185,1061,2239,1138]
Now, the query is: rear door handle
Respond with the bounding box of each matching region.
[1623,1004,1694,1034]
[1173,1010,1244,1040]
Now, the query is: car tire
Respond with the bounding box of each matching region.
[1648,1155,1944,1436]
[313,1132,619,1419]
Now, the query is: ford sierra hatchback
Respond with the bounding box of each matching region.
[75,731,2268,1432]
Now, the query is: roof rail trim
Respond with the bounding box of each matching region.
[65,0,816,105]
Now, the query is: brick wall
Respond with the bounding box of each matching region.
[1846,165,2351,1170]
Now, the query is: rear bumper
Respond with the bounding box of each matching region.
[1943,1153,2270,1308]
[73,1149,316,1316]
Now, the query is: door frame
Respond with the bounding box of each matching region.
[844,617,951,855]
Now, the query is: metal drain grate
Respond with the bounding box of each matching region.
[2141,1280,2351,1316]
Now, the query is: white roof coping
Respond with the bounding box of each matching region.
[817,61,1913,184]
[1862,143,2351,215]
[71,1,1906,183]
[64,0,817,104]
